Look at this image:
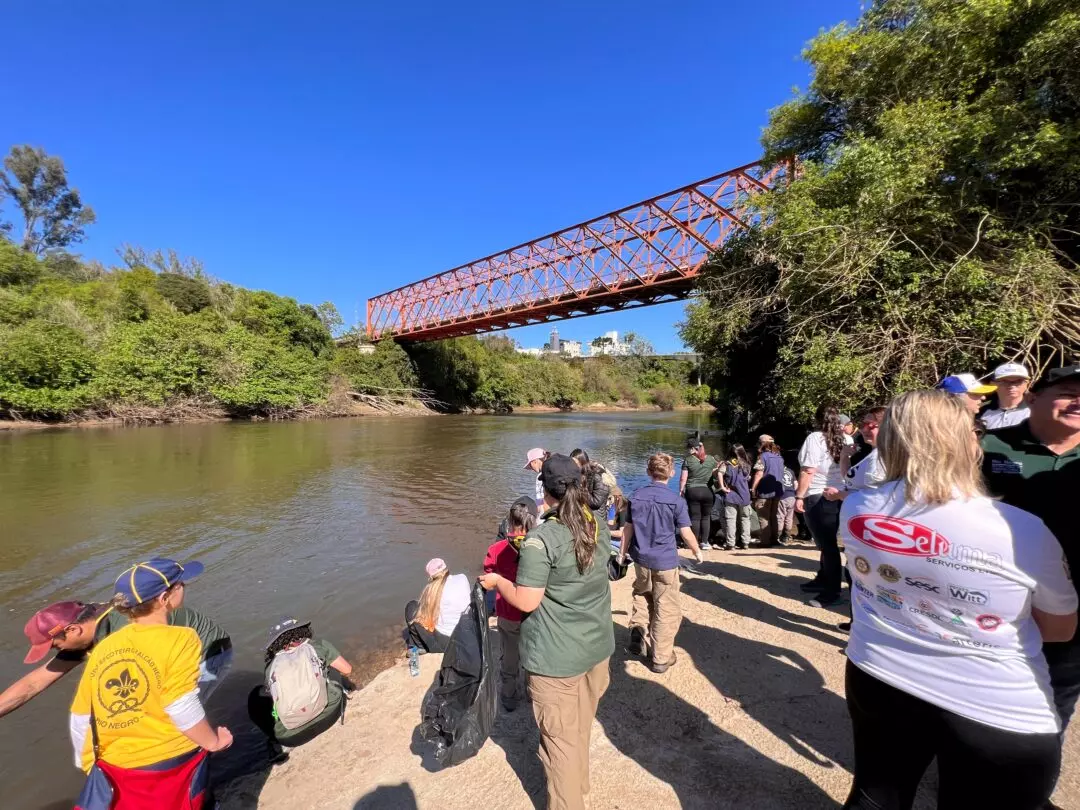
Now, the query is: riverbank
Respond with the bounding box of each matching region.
[217,547,1080,809]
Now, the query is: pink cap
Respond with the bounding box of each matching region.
[524,448,546,469]
[425,558,447,578]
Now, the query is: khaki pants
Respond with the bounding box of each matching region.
[528,658,610,810]
[497,616,521,702]
[629,565,681,665]
[754,497,781,546]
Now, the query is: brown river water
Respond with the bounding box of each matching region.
[0,410,716,809]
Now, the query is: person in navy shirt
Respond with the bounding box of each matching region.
[618,453,703,674]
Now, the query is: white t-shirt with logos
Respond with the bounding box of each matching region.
[435,573,472,637]
[842,480,1077,734]
[845,448,887,491]
[797,432,846,494]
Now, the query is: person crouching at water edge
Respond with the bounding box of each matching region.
[479,454,615,810]
[618,453,703,673]
[841,390,1077,810]
[248,617,353,763]
[1,584,231,721]
[70,558,233,810]
[483,496,538,712]
[403,558,471,654]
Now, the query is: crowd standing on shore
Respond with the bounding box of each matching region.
[2,360,1079,810]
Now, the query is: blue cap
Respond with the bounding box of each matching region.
[114,558,205,605]
[935,373,996,396]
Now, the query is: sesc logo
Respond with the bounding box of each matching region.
[948,584,989,606]
[848,515,950,557]
[904,576,940,594]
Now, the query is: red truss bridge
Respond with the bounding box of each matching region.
[366,159,789,342]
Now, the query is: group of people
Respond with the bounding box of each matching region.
[2,558,354,808]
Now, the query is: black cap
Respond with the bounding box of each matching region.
[540,454,582,499]
[511,495,539,518]
[1032,364,1080,393]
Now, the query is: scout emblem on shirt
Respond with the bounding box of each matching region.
[990,459,1023,475]
[99,658,151,717]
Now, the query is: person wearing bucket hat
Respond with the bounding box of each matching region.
[0,561,230,720]
[68,557,232,809]
[982,362,1032,429]
[403,557,471,654]
[247,616,352,757]
[479,454,615,810]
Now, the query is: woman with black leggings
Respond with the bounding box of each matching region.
[678,438,719,550]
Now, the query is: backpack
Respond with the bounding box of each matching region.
[267,641,329,730]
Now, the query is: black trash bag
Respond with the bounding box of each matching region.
[418,583,498,767]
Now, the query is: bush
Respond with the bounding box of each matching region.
[0,321,97,416]
[209,327,328,413]
[332,340,418,393]
[683,384,711,407]
[650,383,682,411]
[157,272,212,314]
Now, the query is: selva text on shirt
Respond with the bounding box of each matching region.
[842,481,1077,734]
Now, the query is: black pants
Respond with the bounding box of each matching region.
[803,493,842,595]
[403,600,451,653]
[844,661,1060,810]
[685,486,713,545]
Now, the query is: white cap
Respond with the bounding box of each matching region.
[993,362,1030,381]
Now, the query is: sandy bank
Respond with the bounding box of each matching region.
[218,547,1080,809]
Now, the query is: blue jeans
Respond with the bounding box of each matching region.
[803,493,842,595]
[198,646,234,700]
[1044,640,1080,731]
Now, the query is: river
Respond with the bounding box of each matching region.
[0,410,716,809]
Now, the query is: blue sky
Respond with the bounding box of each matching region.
[1,0,858,353]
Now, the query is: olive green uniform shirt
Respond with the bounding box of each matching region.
[516,514,615,678]
[55,606,229,663]
[682,454,719,489]
[267,638,345,744]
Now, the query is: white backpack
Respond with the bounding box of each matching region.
[268,641,328,730]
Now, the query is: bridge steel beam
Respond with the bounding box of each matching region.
[366,160,789,342]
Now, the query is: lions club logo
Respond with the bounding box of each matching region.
[98,659,151,717]
[877,564,902,583]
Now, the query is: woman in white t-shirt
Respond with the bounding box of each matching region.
[795,403,849,607]
[840,390,1077,810]
[403,558,472,653]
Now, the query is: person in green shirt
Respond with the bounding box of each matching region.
[480,453,614,810]
[679,438,721,550]
[247,617,352,759]
[981,363,1080,733]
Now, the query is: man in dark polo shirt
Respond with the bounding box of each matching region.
[619,452,703,674]
[982,363,1080,729]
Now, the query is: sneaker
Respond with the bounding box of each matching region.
[735,544,748,550]
[627,626,646,657]
[267,741,290,765]
[699,541,713,551]
[809,593,844,608]
[649,652,678,674]
[721,544,735,551]
[800,579,826,592]
[837,621,852,632]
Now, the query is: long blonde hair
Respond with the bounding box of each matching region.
[416,569,449,633]
[878,390,985,505]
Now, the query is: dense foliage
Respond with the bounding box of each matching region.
[681,0,1080,427]
[407,334,706,412]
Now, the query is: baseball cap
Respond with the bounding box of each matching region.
[114,557,204,606]
[523,448,546,469]
[425,557,448,578]
[511,495,539,518]
[266,616,311,650]
[540,454,582,499]
[758,434,775,444]
[1032,364,1080,393]
[992,362,1030,381]
[936,373,996,396]
[838,414,852,426]
[23,601,101,664]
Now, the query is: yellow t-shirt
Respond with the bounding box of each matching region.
[71,623,202,771]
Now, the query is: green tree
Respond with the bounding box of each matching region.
[682,0,1080,425]
[0,321,97,416]
[1,146,96,255]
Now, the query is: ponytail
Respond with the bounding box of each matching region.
[555,479,599,574]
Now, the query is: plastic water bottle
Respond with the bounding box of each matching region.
[408,645,420,677]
